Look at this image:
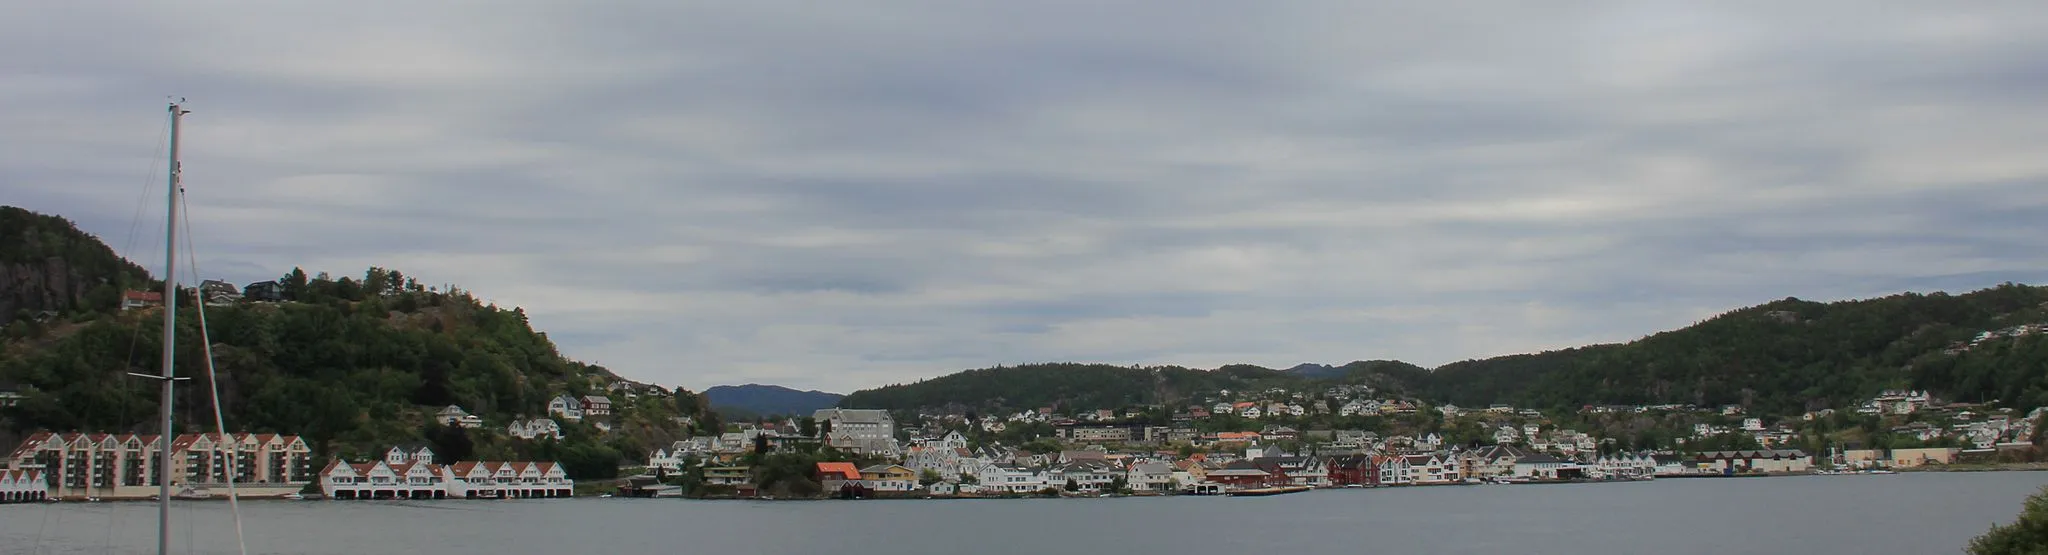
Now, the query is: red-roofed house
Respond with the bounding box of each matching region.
[121,291,164,310]
[816,461,861,492]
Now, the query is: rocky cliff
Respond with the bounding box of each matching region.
[0,206,153,327]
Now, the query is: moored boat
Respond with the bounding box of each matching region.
[1225,485,1312,497]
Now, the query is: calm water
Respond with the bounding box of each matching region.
[6,472,2045,555]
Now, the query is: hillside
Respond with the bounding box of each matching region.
[703,384,843,417]
[0,208,706,479]
[841,286,2048,420]
[0,206,153,328]
[1432,285,2048,417]
[837,360,1429,413]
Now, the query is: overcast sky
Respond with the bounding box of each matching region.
[5,2,2047,393]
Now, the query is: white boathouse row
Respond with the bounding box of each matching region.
[1,469,50,503]
[319,459,572,500]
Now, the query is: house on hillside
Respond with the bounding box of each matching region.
[508,418,562,440]
[580,395,612,418]
[436,406,484,429]
[199,280,241,305]
[386,443,435,465]
[242,280,284,302]
[121,291,163,310]
[548,395,583,422]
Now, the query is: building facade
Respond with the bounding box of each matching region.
[4,432,314,500]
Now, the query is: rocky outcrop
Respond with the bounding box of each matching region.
[0,206,152,327]
[0,257,92,326]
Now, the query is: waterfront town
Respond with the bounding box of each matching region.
[3,378,2042,503]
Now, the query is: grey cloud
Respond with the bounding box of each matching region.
[5,2,2048,392]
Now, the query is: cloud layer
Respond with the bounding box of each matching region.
[6,2,2047,392]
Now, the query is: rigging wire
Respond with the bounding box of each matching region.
[179,188,251,555]
[119,112,172,273]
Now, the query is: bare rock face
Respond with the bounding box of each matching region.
[0,206,153,327]
[0,256,82,326]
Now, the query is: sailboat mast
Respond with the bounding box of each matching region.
[156,100,189,555]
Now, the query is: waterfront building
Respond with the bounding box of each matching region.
[0,468,49,502]
[318,456,571,500]
[3,432,313,500]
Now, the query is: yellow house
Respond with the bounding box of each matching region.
[858,464,918,492]
[1889,447,1959,468]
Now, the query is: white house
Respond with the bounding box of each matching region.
[1513,454,1581,479]
[508,418,563,440]
[385,444,435,465]
[979,464,1047,493]
[436,405,486,429]
[1,469,49,503]
[814,409,900,456]
[1240,406,1262,419]
[548,395,583,422]
[1494,426,1521,445]
[1126,462,1176,492]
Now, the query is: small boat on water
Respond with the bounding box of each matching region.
[1225,485,1312,497]
[280,492,305,501]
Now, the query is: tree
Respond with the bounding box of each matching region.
[281,267,310,300]
[798,417,818,438]
[1063,478,1079,492]
[427,424,474,464]
[918,468,943,487]
[1969,486,2048,554]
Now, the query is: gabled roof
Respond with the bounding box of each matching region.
[816,462,860,481]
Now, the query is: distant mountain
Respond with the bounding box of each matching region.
[703,384,844,417]
[1285,363,1341,378]
[837,361,1430,414]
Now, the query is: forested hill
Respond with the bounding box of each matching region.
[842,285,2048,420]
[0,208,709,479]
[703,384,844,417]
[837,360,1430,413]
[0,206,153,328]
[1428,284,2048,417]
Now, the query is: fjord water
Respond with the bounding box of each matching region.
[7,472,2044,555]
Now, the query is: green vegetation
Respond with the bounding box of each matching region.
[843,286,2048,425]
[1969,486,2048,555]
[0,206,153,330]
[1436,286,2048,417]
[839,360,1427,414]
[0,206,705,481]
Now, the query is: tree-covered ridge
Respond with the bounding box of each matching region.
[1439,284,2048,417]
[0,264,706,479]
[838,360,1429,414]
[841,285,2048,421]
[0,206,154,327]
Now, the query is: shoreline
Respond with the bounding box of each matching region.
[29,466,2047,504]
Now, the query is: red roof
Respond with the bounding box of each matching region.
[815,462,860,481]
[124,291,164,302]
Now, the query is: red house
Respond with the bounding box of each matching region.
[1327,454,1380,486]
[1206,461,1288,488]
